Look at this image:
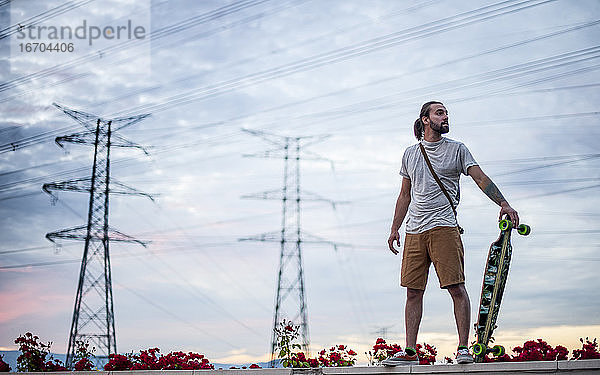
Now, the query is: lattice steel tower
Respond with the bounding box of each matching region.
[43,103,151,367]
[239,129,340,365]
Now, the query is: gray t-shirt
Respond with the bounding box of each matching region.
[400,137,478,234]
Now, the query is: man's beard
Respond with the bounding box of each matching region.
[431,120,449,134]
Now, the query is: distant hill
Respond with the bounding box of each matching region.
[1,351,67,372]
[0,351,275,371]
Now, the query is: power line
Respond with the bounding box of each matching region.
[1,10,596,198]
[459,111,600,127]
[519,183,600,199]
[0,0,273,94]
[3,18,596,156]
[0,122,84,154]
[91,17,600,125]
[0,228,270,338]
[0,161,63,176]
[496,154,600,177]
[109,0,559,116]
[135,45,600,143]
[32,13,592,128]
[2,15,596,200]
[0,3,310,153]
[115,198,274,320]
[291,47,600,126]
[63,48,598,175]
[2,138,599,203]
[503,177,600,185]
[0,258,81,269]
[114,234,267,338]
[117,283,241,350]
[0,245,49,255]
[0,0,307,106]
[0,0,96,40]
[0,191,42,201]
[0,0,438,107]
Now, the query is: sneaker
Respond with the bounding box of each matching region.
[381,350,418,366]
[456,347,474,364]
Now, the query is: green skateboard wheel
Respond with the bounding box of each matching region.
[517,224,531,236]
[473,343,486,356]
[499,219,511,231]
[492,345,505,357]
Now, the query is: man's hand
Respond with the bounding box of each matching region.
[500,202,519,227]
[388,178,411,256]
[388,231,400,255]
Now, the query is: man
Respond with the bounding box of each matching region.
[384,101,519,365]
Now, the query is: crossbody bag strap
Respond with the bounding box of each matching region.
[419,142,464,234]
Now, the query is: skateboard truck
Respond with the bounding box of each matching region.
[499,219,531,236]
[473,343,505,357]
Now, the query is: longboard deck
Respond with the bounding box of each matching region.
[477,233,512,335]
[473,220,515,362]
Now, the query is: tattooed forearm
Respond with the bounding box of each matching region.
[479,178,507,206]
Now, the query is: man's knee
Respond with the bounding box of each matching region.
[406,288,425,301]
[447,283,468,299]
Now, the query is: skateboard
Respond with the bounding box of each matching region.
[473,218,531,362]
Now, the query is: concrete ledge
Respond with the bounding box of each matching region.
[323,360,600,374]
[558,359,600,371]
[9,360,600,375]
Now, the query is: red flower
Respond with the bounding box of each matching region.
[330,352,341,362]
[105,349,214,371]
[74,358,93,371]
[0,355,10,372]
[104,354,133,371]
[572,338,600,360]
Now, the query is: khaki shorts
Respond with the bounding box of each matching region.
[401,226,464,290]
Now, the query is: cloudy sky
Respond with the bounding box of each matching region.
[1,0,599,365]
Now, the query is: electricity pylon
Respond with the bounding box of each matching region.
[239,128,344,366]
[371,325,395,340]
[43,103,152,368]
